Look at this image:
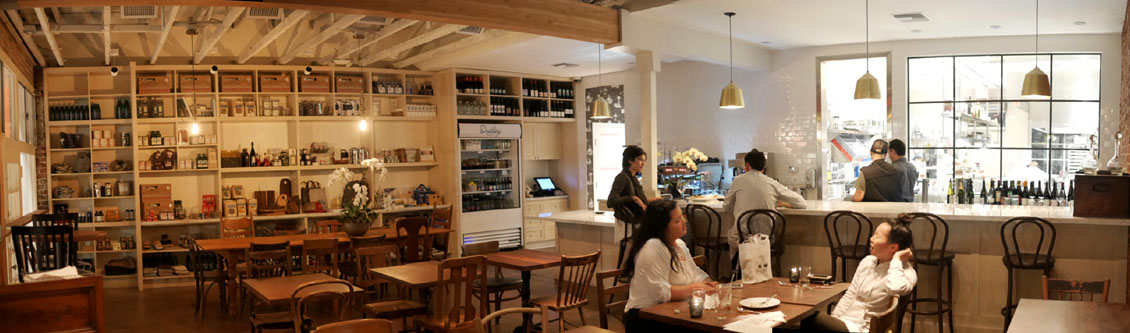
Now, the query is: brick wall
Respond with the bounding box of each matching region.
[1121,1,1130,162]
[0,15,36,82]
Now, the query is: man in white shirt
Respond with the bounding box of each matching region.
[801,215,918,332]
[724,149,808,261]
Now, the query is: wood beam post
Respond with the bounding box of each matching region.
[236,9,309,64]
[277,13,362,64]
[321,18,417,64]
[149,6,179,64]
[360,24,464,66]
[193,7,244,64]
[32,7,62,65]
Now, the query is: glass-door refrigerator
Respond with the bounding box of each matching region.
[458,123,523,249]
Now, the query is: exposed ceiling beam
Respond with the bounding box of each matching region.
[33,7,62,65]
[278,13,363,64]
[149,5,179,64]
[414,31,537,70]
[193,7,244,64]
[27,23,163,33]
[322,18,417,64]
[0,0,621,44]
[361,24,465,66]
[393,29,506,68]
[101,5,108,65]
[5,10,47,66]
[236,9,309,64]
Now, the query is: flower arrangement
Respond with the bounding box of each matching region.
[672,147,709,171]
[327,158,388,228]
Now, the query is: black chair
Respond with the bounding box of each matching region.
[11,225,76,283]
[686,204,728,279]
[734,209,787,277]
[823,211,873,282]
[902,212,955,333]
[189,239,227,321]
[31,212,78,229]
[1000,216,1056,329]
[613,205,640,270]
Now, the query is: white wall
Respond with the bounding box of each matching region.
[579,33,1120,203]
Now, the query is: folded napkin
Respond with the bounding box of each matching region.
[722,311,787,333]
[24,266,81,283]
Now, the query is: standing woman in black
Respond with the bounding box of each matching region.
[607,145,656,223]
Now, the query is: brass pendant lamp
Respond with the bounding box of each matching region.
[1021,0,1051,98]
[719,12,745,109]
[854,0,881,100]
[592,43,612,119]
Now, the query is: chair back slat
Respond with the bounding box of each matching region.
[247,241,291,278]
[303,238,341,275]
[1043,276,1110,303]
[824,211,873,253]
[314,220,344,234]
[556,251,601,308]
[1000,217,1056,267]
[355,245,399,289]
[431,207,453,258]
[433,255,488,330]
[596,268,629,329]
[737,209,787,248]
[221,217,254,239]
[904,213,949,263]
[10,225,76,282]
[686,204,724,247]
[290,280,355,331]
[396,217,431,263]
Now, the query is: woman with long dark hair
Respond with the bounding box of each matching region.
[621,199,714,332]
[607,145,657,223]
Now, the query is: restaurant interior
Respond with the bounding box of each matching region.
[1,0,1128,332]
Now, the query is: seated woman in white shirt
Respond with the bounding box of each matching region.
[621,199,715,332]
[801,214,918,332]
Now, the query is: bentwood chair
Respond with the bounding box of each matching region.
[463,241,523,330]
[686,204,728,279]
[533,251,601,332]
[595,268,629,329]
[314,318,395,333]
[1000,216,1056,329]
[692,255,708,273]
[902,212,955,333]
[289,280,356,333]
[736,209,787,277]
[222,216,254,239]
[361,245,427,330]
[416,255,490,333]
[10,225,76,283]
[189,239,227,321]
[395,217,432,263]
[314,220,344,234]
[868,295,905,333]
[823,211,874,282]
[1042,276,1110,302]
[613,206,640,270]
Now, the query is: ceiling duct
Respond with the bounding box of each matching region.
[457,26,484,35]
[120,5,158,19]
[892,12,930,23]
[246,8,284,20]
[358,16,388,25]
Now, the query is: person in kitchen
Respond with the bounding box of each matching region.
[888,139,918,202]
[723,148,807,262]
[852,139,907,202]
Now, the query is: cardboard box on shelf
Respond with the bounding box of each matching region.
[137,73,172,94]
[260,73,292,92]
[220,73,253,92]
[300,74,331,93]
[335,75,364,94]
[140,184,173,218]
[179,74,213,93]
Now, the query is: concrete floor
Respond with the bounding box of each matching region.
[105,267,625,333]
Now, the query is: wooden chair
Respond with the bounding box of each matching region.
[686,204,728,280]
[1042,276,1110,302]
[868,295,904,333]
[595,268,628,329]
[416,255,489,332]
[692,255,708,273]
[471,307,550,333]
[314,318,394,333]
[302,238,341,276]
[289,280,356,332]
[222,216,254,239]
[431,206,453,260]
[245,242,294,332]
[395,216,431,263]
[315,220,344,234]
[10,225,76,283]
[361,245,427,330]
[463,241,523,330]
[32,212,78,229]
[341,235,388,282]
[532,251,601,332]
[189,239,227,321]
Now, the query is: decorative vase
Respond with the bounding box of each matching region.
[342,220,371,236]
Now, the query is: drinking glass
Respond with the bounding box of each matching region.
[800,266,812,288]
[789,267,800,283]
[690,288,706,318]
[715,283,732,320]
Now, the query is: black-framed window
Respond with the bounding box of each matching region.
[906,53,1100,202]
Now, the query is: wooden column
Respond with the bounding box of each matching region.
[637,51,660,198]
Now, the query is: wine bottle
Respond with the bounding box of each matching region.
[956,180,966,204]
[249,142,257,167]
[946,180,954,204]
[240,146,250,167]
[980,178,988,205]
[1068,180,1075,208]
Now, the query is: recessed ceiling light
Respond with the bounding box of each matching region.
[761,41,772,44]
[1074,21,1087,25]
[551,63,579,68]
[910,29,921,33]
[990,25,1002,29]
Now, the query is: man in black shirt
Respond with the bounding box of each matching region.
[852,140,906,202]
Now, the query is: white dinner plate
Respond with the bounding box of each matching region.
[739,297,780,309]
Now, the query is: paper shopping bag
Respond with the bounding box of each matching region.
[739,233,773,284]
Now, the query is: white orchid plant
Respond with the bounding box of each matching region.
[672,147,709,172]
[327,158,388,224]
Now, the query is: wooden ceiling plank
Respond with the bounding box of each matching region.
[6,10,47,66]
[360,23,465,66]
[323,18,418,63]
[33,7,63,65]
[236,9,308,64]
[102,5,108,65]
[148,5,179,64]
[34,23,163,33]
[392,29,505,68]
[193,6,244,64]
[277,13,362,64]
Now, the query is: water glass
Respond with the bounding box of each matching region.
[788,267,800,283]
[800,266,812,288]
[715,284,732,320]
[690,288,706,318]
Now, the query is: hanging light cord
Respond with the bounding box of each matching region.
[728,13,734,82]
[598,43,602,87]
[865,0,869,73]
[190,30,196,120]
[1035,0,1039,53]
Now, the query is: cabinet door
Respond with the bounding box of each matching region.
[545,199,568,213]
[535,123,562,160]
[525,229,543,242]
[523,202,542,216]
[521,127,537,160]
[543,223,557,240]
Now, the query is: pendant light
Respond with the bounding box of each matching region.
[186,24,201,135]
[1021,0,1051,98]
[854,0,881,100]
[719,12,745,109]
[354,31,369,131]
[591,43,612,119]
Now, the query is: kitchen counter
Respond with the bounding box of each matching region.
[528,209,617,227]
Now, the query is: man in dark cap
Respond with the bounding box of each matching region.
[852,139,906,202]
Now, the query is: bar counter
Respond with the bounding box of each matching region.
[531,199,1129,333]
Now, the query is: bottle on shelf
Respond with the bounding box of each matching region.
[240,146,250,167]
[980,178,988,205]
[249,142,258,166]
[1067,180,1075,208]
[946,179,954,204]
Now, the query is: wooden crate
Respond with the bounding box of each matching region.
[1074,175,1130,218]
[137,73,171,94]
[259,73,292,92]
[220,73,253,92]
[178,73,212,93]
[335,75,364,93]
[300,74,331,93]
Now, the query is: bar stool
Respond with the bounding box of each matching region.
[1000,216,1056,329]
[902,212,955,333]
[686,204,728,279]
[823,210,873,282]
[735,209,787,277]
[613,205,640,269]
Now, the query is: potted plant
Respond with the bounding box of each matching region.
[328,158,388,236]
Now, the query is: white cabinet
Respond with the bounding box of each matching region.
[522,123,562,160]
[522,197,569,245]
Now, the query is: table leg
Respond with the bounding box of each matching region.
[222,250,239,318]
[521,270,533,327]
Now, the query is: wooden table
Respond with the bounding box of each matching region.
[370,261,443,288]
[243,273,360,306]
[196,227,451,317]
[639,278,848,332]
[1007,298,1130,333]
[482,249,563,327]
